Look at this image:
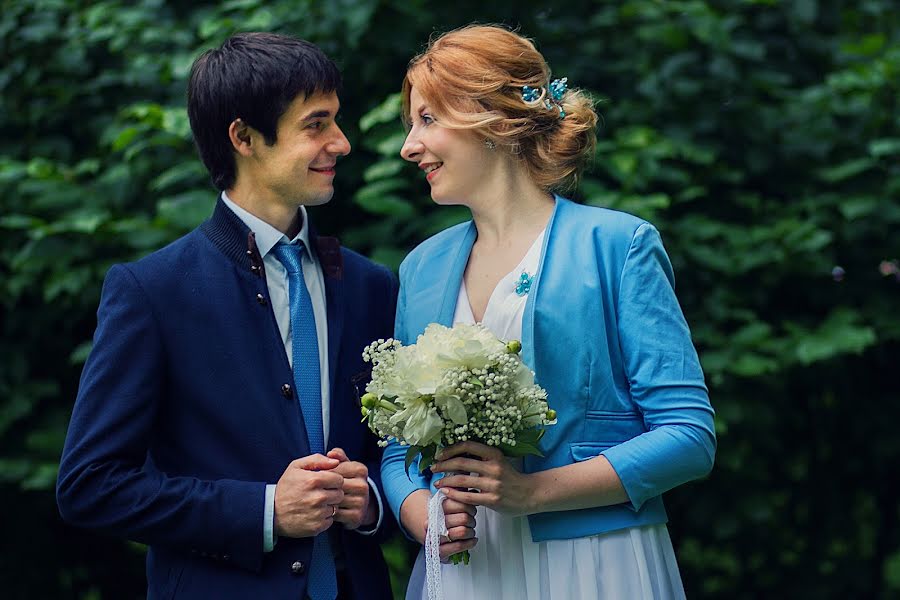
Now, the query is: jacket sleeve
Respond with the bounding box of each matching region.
[56,264,267,572]
[380,256,431,529]
[381,440,431,530]
[350,267,400,543]
[600,223,717,511]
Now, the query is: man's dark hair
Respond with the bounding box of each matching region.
[187,32,342,190]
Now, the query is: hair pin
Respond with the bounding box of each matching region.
[521,77,568,119]
[549,78,567,101]
[522,86,542,103]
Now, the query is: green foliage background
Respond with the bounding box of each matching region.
[2,0,899,598]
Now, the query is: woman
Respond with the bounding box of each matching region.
[381,25,716,599]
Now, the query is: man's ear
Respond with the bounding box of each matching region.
[228,118,254,157]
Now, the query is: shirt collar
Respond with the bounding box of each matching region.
[220,191,311,258]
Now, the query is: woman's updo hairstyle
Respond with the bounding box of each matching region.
[402,24,597,192]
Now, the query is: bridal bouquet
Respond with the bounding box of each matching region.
[361,322,555,471]
[360,323,556,569]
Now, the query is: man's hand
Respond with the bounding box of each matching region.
[326,448,375,530]
[274,454,344,538]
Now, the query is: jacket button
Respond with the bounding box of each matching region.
[291,560,305,574]
[256,293,267,306]
[281,384,292,398]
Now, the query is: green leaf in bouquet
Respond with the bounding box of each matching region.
[499,428,547,458]
[404,445,422,474]
[419,444,438,473]
[499,440,543,458]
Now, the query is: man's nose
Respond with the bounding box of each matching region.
[330,125,351,156]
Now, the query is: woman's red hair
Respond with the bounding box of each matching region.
[402,24,597,192]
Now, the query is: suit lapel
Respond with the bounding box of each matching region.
[323,271,343,408]
[314,235,345,446]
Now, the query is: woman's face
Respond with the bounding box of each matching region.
[400,86,493,206]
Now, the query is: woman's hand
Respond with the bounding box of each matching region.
[438,497,478,562]
[432,441,536,517]
[398,488,479,562]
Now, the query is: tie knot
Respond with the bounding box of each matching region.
[272,242,306,274]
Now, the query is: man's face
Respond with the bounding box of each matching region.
[249,91,351,209]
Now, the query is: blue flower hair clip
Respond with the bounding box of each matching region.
[520,77,568,119]
[522,86,542,103]
[549,77,568,101]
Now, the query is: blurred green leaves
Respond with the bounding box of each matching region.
[1,1,899,599]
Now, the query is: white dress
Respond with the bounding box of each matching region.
[406,230,686,600]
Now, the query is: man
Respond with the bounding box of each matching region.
[57,32,396,599]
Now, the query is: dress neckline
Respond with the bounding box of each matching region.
[457,228,546,326]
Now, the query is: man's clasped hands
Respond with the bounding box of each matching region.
[273,448,375,538]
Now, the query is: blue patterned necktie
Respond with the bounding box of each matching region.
[271,242,337,600]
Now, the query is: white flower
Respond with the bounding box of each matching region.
[415,323,506,370]
[390,397,443,447]
[511,360,536,388]
[367,345,441,401]
[433,384,468,425]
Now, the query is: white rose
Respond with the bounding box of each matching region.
[390,398,443,447]
[375,345,445,401]
[417,323,506,370]
[434,384,468,425]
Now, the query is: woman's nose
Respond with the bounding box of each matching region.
[400,130,422,162]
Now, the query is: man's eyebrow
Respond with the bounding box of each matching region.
[300,109,334,121]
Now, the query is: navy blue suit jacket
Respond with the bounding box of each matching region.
[57,199,397,599]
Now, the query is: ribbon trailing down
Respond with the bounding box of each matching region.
[425,488,450,600]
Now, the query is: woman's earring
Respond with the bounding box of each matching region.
[484,138,496,150]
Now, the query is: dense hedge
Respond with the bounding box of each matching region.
[2,1,898,598]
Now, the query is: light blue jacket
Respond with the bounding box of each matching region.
[381,196,716,542]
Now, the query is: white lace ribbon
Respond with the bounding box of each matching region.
[425,488,449,600]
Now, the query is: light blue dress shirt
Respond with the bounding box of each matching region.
[221,194,383,551]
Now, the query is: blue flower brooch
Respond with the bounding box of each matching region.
[515,272,534,296]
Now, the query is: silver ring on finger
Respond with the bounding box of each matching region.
[331,505,337,518]
[446,530,453,542]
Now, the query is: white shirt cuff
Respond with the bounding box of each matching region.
[264,483,277,552]
[354,476,383,535]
